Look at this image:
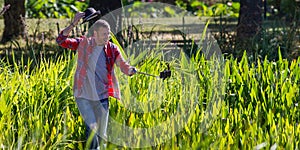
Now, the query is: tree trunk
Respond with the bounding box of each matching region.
[274,0,281,13]
[88,0,122,34]
[88,0,123,45]
[237,0,262,40]
[236,0,263,57]
[1,0,26,43]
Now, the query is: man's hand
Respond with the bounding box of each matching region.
[71,12,85,26]
[129,67,137,76]
[62,12,85,36]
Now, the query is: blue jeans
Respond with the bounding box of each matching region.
[76,98,109,150]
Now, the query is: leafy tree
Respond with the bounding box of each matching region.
[236,0,263,57]
[88,0,124,46]
[1,0,26,43]
[88,0,122,33]
[26,0,88,18]
[1,0,88,43]
[237,0,262,39]
[156,0,175,4]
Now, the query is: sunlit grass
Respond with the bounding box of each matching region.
[0,45,299,149]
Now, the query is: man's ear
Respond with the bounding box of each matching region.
[93,30,97,37]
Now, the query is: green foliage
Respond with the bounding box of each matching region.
[125,1,184,18]
[0,52,84,149]
[26,0,89,18]
[0,46,299,149]
[267,0,300,19]
[175,0,240,17]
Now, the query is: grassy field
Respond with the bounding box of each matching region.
[0,36,299,149]
[0,16,300,149]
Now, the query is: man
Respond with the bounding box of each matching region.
[56,12,137,149]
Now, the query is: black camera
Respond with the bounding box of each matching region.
[159,70,171,80]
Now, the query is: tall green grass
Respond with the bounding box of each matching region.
[0,52,85,149]
[0,48,299,149]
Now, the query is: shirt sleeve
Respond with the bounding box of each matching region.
[56,31,83,50]
[114,47,134,75]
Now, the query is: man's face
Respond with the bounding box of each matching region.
[94,27,110,46]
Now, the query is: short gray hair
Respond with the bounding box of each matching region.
[87,19,110,37]
[93,19,110,31]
